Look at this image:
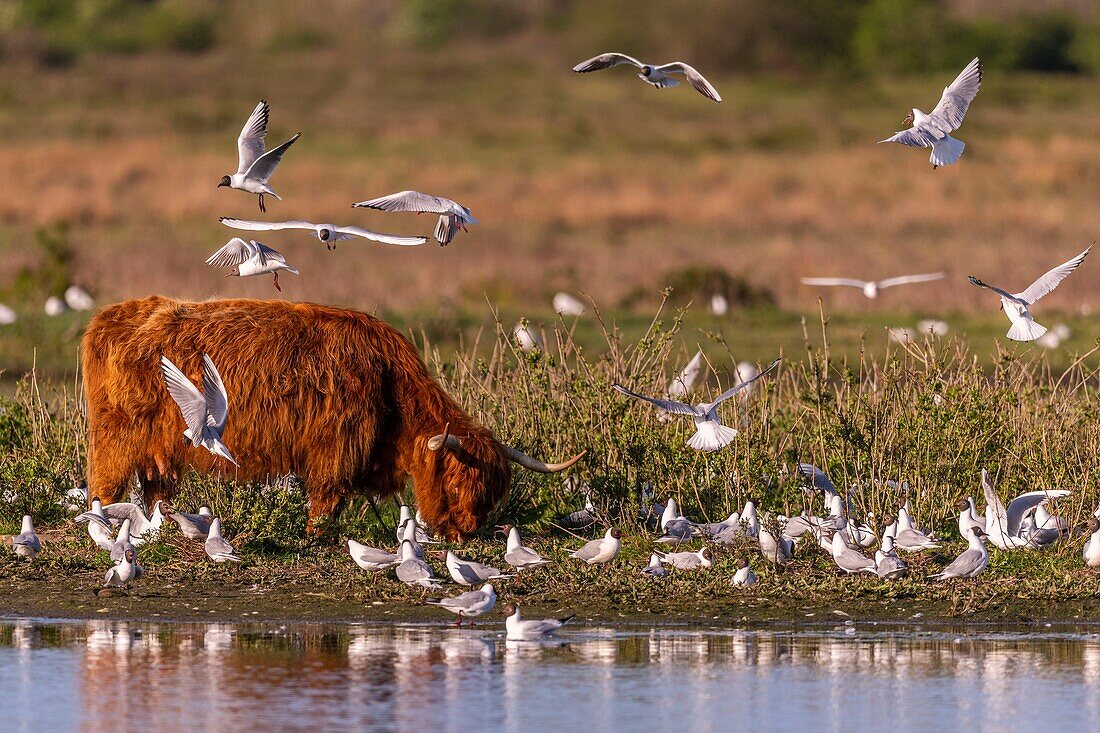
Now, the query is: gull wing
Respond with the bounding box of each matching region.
[220,217,318,233]
[612,384,700,416]
[798,463,839,498]
[353,190,450,214]
[927,57,982,134]
[434,215,457,246]
[244,132,301,183]
[201,354,229,431]
[102,503,146,529]
[1017,246,1090,304]
[252,241,287,265]
[1005,490,1071,537]
[655,62,722,102]
[206,238,256,269]
[236,100,269,175]
[160,356,208,447]
[877,272,945,289]
[967,276,1027,306]
[570,537,603,560]
[707,357,780,408]
[800,277,870,289]
[939,547,984,578]
[334,226,428,246]
[572,53,645,72]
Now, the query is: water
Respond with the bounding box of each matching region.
[2,618,1099,732]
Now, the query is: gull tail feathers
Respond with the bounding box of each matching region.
[643,75,679,89]
[930,135,965,167]
[687,422,738,452]
[1006,318,1047,342]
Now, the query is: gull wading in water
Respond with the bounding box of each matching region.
[968,246,1090,342]
[572,53,722,102]
[206,238,299,291]
[502,604,575,641]
[219,217,427,251]
[426,582,497,626]
[800,272,944,299]
[880,57,982,168]
[160,355,237,466]
[353,191,477,246]
[218,100,300,213]
[613,358,780,452]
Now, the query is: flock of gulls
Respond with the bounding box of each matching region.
[7,50,1100,637]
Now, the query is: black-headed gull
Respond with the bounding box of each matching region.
[160,354,236,466]
[64,285,94,311]
[0,302,16,325]
[828,530,877,574]
[218,100,300,213]
[347,539,399,572]
[655,547,712,571]
[980,469,1071,549]
[883,512,940,552]
[642,552,668,578]
[931,527,989,579]
[102,500,167,542]
[110,518,136,563]
[395,539,440,588]
[103,547,143,588]
[502,604,574,640]
[219,217,426,251]
[443,550,512,586]
[12,515,41,560]
[570,528,621,564]
[668,350,705,399]
[732,557,757,586]
[758,525,792,566]
[498,525,550,570]
[656,498,697,544]
[572,53,722,102]
[880,57,981,168]
[874,534,908,580]
[74,499,114,551]
[206,238,299,291]
[613,357,780,451]
[426,582,497,626]
[968,246,1090,342]
[800,272,944,299]
[553,292,586,317]
[1084,518,1100,567]
[352,191,477,246]
[165,505,213,539]
[204,518,241,563]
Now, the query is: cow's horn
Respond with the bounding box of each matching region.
[504,445,586,473]
[427,424,462,452]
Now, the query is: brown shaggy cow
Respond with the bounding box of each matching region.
[81,296,582,540]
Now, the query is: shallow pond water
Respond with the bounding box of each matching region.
[2,618,1099,732]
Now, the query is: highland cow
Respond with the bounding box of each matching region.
[81,296,583,540]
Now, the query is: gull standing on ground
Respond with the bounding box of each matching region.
[570,528,622,565]
[103,548,143,588]
[741,499,760,538]
[875,534,908,580]
[206,238,299,291]
[800,272,944,299]
[829,530,878,574]
[698,511,741,540]
[218,100,300,213]
[732,557,758,586]
[160,354,237,466]
[166,505,214,539]
[1083,518,1100,567]
[980,469,1070,549]
[219,217,426,251]
[642,553,668,578]
[498,525,551,570]
[613,358,780,451]
[502,604,575,641]
[655,547,712,571]
[880,57,982,168]
[74,499,115,551]
[347,539,400,572]
[395,539,440,589]
[204,518,242,563]
[572,53,722,102]
[957,497,985,537]
[444,550,512,586]
[968,246,1090,342]
[931,527,989,580]
[426,583,497,626]
[883,515,940,552]
[758,525,793,567]
[353,191,477,246]
[12,515,41,560]
[656,498,697,544]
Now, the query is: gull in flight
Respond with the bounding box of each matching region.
[204,518,242,563]
[503,604,575,641]
[613,358,779,451]
[206,238,299,291]
[220,217,426,251]
[498,525,551,570]
[570,527,622,564]
[968,246,1090,342]
[980,469,1070,549]
[880,57,982,168]
[443,550,513,586]
[160,354,236,465]
[394,539,440,589]
[12,515,41,560]
[732,557,757,586]
[572,53,722,102]
[426,582,497,626]
[353,191,477,246]
[218,100,300,213]
[166,505,213,539]
[347,539,399,572]
[801,272,944,299]
[931,527,989,580]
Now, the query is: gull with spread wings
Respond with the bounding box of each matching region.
[353,191,477,246]
[219,217,426,251]
[218,100,300,212]
[159,355,236,465]
[880,57,982,168]
[800,272,944,299]
[968,246,1090,341]
[572,53,721,103]
[613,358,780,451]
[206,238,299,291]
